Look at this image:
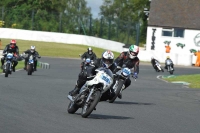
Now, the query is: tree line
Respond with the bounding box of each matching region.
[0,0,150,45]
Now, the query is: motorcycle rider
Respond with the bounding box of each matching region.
[68,50,116,98]
[1,39,19,72]
[23,46,41,71]
[81,47,97,61]
[80,47,97,70]
[164,56,174,70]
[114,44,140,99]
[151,56,160,71]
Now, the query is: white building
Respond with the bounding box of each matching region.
[145,0,200,66]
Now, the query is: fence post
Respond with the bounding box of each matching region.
[59,12,62,32]
[31,10,34,30]
[108,17,111,40]
[135,22,140,46]
[89,14,92,35]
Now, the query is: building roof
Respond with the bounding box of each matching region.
[148,0,200,30]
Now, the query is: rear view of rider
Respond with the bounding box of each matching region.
[114,44,140,99]
[164,56,174,70]
[23,46,41,71]
[81,47,97,61]
[1,39,19,72]
[151,57,160,71]
[68,50,115,97]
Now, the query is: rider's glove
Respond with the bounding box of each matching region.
[132,72,138,79]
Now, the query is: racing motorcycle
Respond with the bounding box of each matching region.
[67,67,113,118]
[108,66,132,103]
[22,54,40,75]
[154,61,164,72]
[3,53,13,77]
[166,59,174,74]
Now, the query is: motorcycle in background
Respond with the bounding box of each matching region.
[154,61,164,72]
[67,67,113,118]
[3,53,13,77]
[166,59,174,74]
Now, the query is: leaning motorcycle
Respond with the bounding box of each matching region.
[108,67,132,103]
[155,61,164,72]
[67,67,113,118]
[166,59,174,74]
[3,53,13,77]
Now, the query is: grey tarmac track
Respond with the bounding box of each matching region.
[0,57,200,133]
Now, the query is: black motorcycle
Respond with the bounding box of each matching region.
[108,66,132,103]
[67,66,113,118]
[3,53,13,77]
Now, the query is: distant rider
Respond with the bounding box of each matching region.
[23,46,41,71]
[114,44,140,99]
[164,56,174,70]
[80,47,97,70]
[151,57,160,71]
[1,39,19,72]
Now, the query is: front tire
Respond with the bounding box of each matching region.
[109,79,124,103]
[27,64,33,75]
[5,63,10,77]
[68,101,79,114]
[81,90,101,118]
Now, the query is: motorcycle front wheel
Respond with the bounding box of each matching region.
[81,90,101,118]
[109,79,124,103]
[27,64,33,75]
[5,63,10,77]
[68,101,79,114]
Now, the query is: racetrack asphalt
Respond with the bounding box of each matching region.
[0,57,200,133]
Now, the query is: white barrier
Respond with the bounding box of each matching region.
[0,28,125,53]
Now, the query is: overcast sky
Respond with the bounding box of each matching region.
[86,0,103,18]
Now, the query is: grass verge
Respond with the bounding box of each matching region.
[0,38,120,58]
[163,74,200,88]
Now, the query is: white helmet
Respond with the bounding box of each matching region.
[30,46,35,53]
[102,50,114,68]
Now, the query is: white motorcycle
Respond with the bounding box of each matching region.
[67,67,113,118]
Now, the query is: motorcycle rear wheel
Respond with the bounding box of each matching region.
[81,90,101,118]
[109,79,124,103]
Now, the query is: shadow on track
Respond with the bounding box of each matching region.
[87,114,133,120]
[112,101,155,105]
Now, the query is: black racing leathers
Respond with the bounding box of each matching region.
[151,59,160,71]
[81,52,97,61]
[1,44,19,71]
[24,49,40,70]
[114,51,140,89]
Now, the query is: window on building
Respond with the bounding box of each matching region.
[162,28,185,38]
[162,29,173,37]
[174,28,184,38]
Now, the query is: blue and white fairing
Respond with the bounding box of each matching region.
[85,67,113,93]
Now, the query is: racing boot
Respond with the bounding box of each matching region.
[68,85,80,96]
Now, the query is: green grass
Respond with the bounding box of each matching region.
[163,74,200,88]
[0,38,120,58]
